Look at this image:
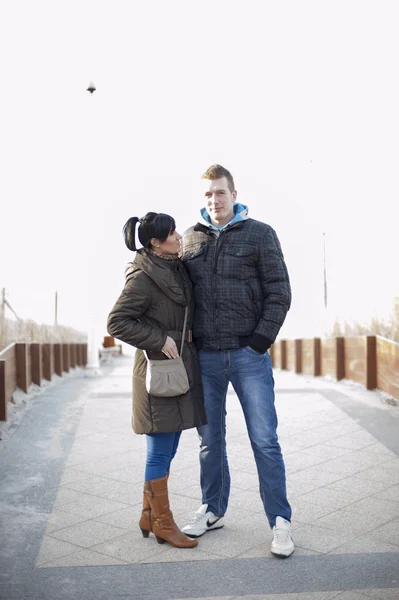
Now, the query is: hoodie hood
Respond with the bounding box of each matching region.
[125,250,187,306]
[199,203,249,230]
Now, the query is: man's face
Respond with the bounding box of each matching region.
[202,176,237,226]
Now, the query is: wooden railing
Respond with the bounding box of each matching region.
[270,335,399,401]
[0,342,88,421]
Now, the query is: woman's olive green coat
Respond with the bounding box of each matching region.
[107,250,207,434]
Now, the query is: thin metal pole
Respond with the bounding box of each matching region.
[323,232,328,310]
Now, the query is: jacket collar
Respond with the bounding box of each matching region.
[125,250,187,305]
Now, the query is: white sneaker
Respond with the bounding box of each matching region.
[271,516,294,557]
[182,504,224,538]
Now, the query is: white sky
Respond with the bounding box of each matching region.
[1,1,398,341]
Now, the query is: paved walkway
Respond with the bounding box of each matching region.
[1,355,398,600]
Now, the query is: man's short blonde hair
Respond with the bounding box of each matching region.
[202,164,235,193]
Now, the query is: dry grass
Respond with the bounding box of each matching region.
[0,317,87,352]
[328,296,399,342]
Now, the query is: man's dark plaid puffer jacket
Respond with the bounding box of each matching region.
[181,218,291,353]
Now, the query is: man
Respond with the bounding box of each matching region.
[180,164,294,557]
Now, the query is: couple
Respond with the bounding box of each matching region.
[107,164,294,558]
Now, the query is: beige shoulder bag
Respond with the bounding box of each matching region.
[145,307,190,397]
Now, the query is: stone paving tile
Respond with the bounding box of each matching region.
[291,498,336,524]
[289,466,348,487]
[353,459,399,485]
[297,487,363,512]
[52,487,90,508]
[95,505,140,530]
[58,493,129,519]
[47,519,127,548]
[344,496,399,519]
[372,484,399,503]
[94,480,143,505]
[140,546,223,563]
[35,535,81,566]
[325,430,378,451]
[39,548,129,567]
[326,476,391,500]
[311,458,370,478]
[59,467,92,486]
[328,532,399,554]
[45,509,89,533]
[284,451,330,473]
[227,490,265,513]
[192,525,267,558]
[290,523,354,554]
[364,517,399,546]
[63,474,118,496]
[90,531,171,562]
[314,505,395,536]
[302,444,356,461]
[101,466,146,484]
[343,446,397,467]
[287,480,320,498]
[237,542,319,558]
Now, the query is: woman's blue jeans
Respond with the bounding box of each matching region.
[145,431,182,481]
[197,347,291,528]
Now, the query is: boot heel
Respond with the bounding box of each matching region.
[140,528,150,538]
[156,536,165,544]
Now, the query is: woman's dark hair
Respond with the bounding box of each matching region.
[123,212,176,251]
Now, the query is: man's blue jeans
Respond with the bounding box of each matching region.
[198,347,291,528]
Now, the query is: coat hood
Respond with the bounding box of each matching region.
[125,250,187,306]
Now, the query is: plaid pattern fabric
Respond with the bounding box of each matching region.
[181,219,291,351]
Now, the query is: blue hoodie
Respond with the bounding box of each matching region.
[199,203,249,231]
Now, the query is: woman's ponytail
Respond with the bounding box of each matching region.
[123,217,140,251]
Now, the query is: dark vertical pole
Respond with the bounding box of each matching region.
[323,232,328,310]
[54,344,63,376]
[295,339,302,373]
[336,337,345,381]
[31,343,42,386]
[281,340,287,370]
[16,343,29,393]
[313,338,321,376]
[366,336,377,390]
[0,360,7,421]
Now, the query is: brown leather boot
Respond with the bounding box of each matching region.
[139,485,152,537]
[144,475,198,548]
[139,473,169,538]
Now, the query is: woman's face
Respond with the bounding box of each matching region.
[154,229,182,255]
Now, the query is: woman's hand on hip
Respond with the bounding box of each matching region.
[162,336,179,359]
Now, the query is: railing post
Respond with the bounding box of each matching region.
[16,343,29,393]
[295,339,302,373]
[70,344,76,369]
[0,360,7,421]
[74,343,81,366]
[42,344,54,381]
[313,338,321,376]
[62,344,70,373]
[31,343,42,386]
[336,337,345,381]
[366,335,377,390]
[280,340,287,370]
[82,344,88,366]
[54,344,63,376]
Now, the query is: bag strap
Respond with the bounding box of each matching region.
[179,306,189,356]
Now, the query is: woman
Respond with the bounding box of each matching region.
[107,212,206,549]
